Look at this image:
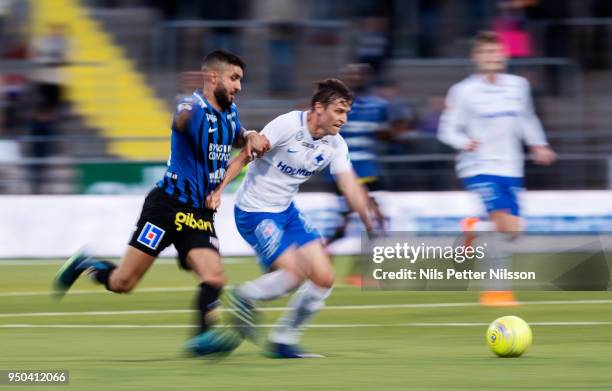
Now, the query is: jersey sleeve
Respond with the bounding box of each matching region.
[172,95,195,131]
[260,113,295,150]
[520,79,548,146]
[437,83,472,150]
[329,137,352,175]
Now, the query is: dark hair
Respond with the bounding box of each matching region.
[201,50,246,71]
[472,31,501,50]
[310,78,353,109]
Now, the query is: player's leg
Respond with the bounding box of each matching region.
[185,248,226,334]
[53,188,171,298]
[473,176,523,307]
[264,206,334,357]
[232,206,307,301]
[225,206,313,342]
[182,247,241,356]
[53,246,156,298]
[267,240,333,358]
[341,180,386,286]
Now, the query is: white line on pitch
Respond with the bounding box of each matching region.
[2,321,612,329]
[0,287,196,297]
[2,299,612,318]
[0,258,248,266]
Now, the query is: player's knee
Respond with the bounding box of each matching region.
[110,275,137,293]
[311,270,335,289]
[200,271,226,288]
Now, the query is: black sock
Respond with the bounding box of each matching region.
[196,282,222,334]
[89,260,117,292]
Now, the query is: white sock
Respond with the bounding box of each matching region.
[268,281,332,345]
[238,269,301,301]
[484,232,517,291]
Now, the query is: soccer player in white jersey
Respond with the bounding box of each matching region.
[206,79,375,357]
[438,31,556,306]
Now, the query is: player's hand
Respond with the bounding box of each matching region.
[245,132,270,158]
[530,145,556,165]
[464,139,479,152]
[368,197,387,232]
[205,191,222,210]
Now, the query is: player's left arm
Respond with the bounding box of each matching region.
[521,80,556,165]
[335,170,375,233]
[330,139,374,233]
[205,147,254,210]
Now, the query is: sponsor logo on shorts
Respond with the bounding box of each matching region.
[137,222,165,250]
[175,212,213,232]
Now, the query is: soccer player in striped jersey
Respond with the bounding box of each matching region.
[438,31,556,306]
[52,50,270,355]
[328,63,387,285]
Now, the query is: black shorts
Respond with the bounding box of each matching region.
[129,187,219,270]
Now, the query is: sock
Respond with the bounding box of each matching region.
[484,232,517,291]
[196,282,222,334]
[88,260,117,291]
[268,281,332,345]
[238,269,301,301]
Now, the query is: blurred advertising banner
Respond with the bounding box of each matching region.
[1,191,611,258]
[78,163,167,194]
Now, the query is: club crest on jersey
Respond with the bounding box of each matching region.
[295,130,304,141]
[137,222,165,250]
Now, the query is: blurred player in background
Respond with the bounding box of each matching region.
[53,50,270,355]
[206,79,376,358]
[438,31,556,306]
[328,63,388,286]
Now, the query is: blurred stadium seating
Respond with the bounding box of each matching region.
[1,0,612,194]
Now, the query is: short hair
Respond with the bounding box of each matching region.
[201,50,245,71]
[310,78,353,109]
[472,31,501,50]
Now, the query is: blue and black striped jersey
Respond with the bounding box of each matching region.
[341,94,389,179]
[157,90,241,208]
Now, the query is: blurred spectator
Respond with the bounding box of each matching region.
[0,0,8,53]
[253,0,305,96]
[417,0,444,58]
[373,79,417,154]
[354,17,391,76]
[492,0,535,58]
[29,23,71,193]
[31,23,69,114]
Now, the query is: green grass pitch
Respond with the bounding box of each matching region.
[1,257,612,390]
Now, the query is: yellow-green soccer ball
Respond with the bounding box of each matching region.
[486,316,532,357]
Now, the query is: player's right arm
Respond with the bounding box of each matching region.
[172,99,194,133]
[438,83,478,151]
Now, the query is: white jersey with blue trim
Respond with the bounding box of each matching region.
[236,110,352,213]
[438,73,549,178]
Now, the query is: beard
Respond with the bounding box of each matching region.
[214,85,233,112]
